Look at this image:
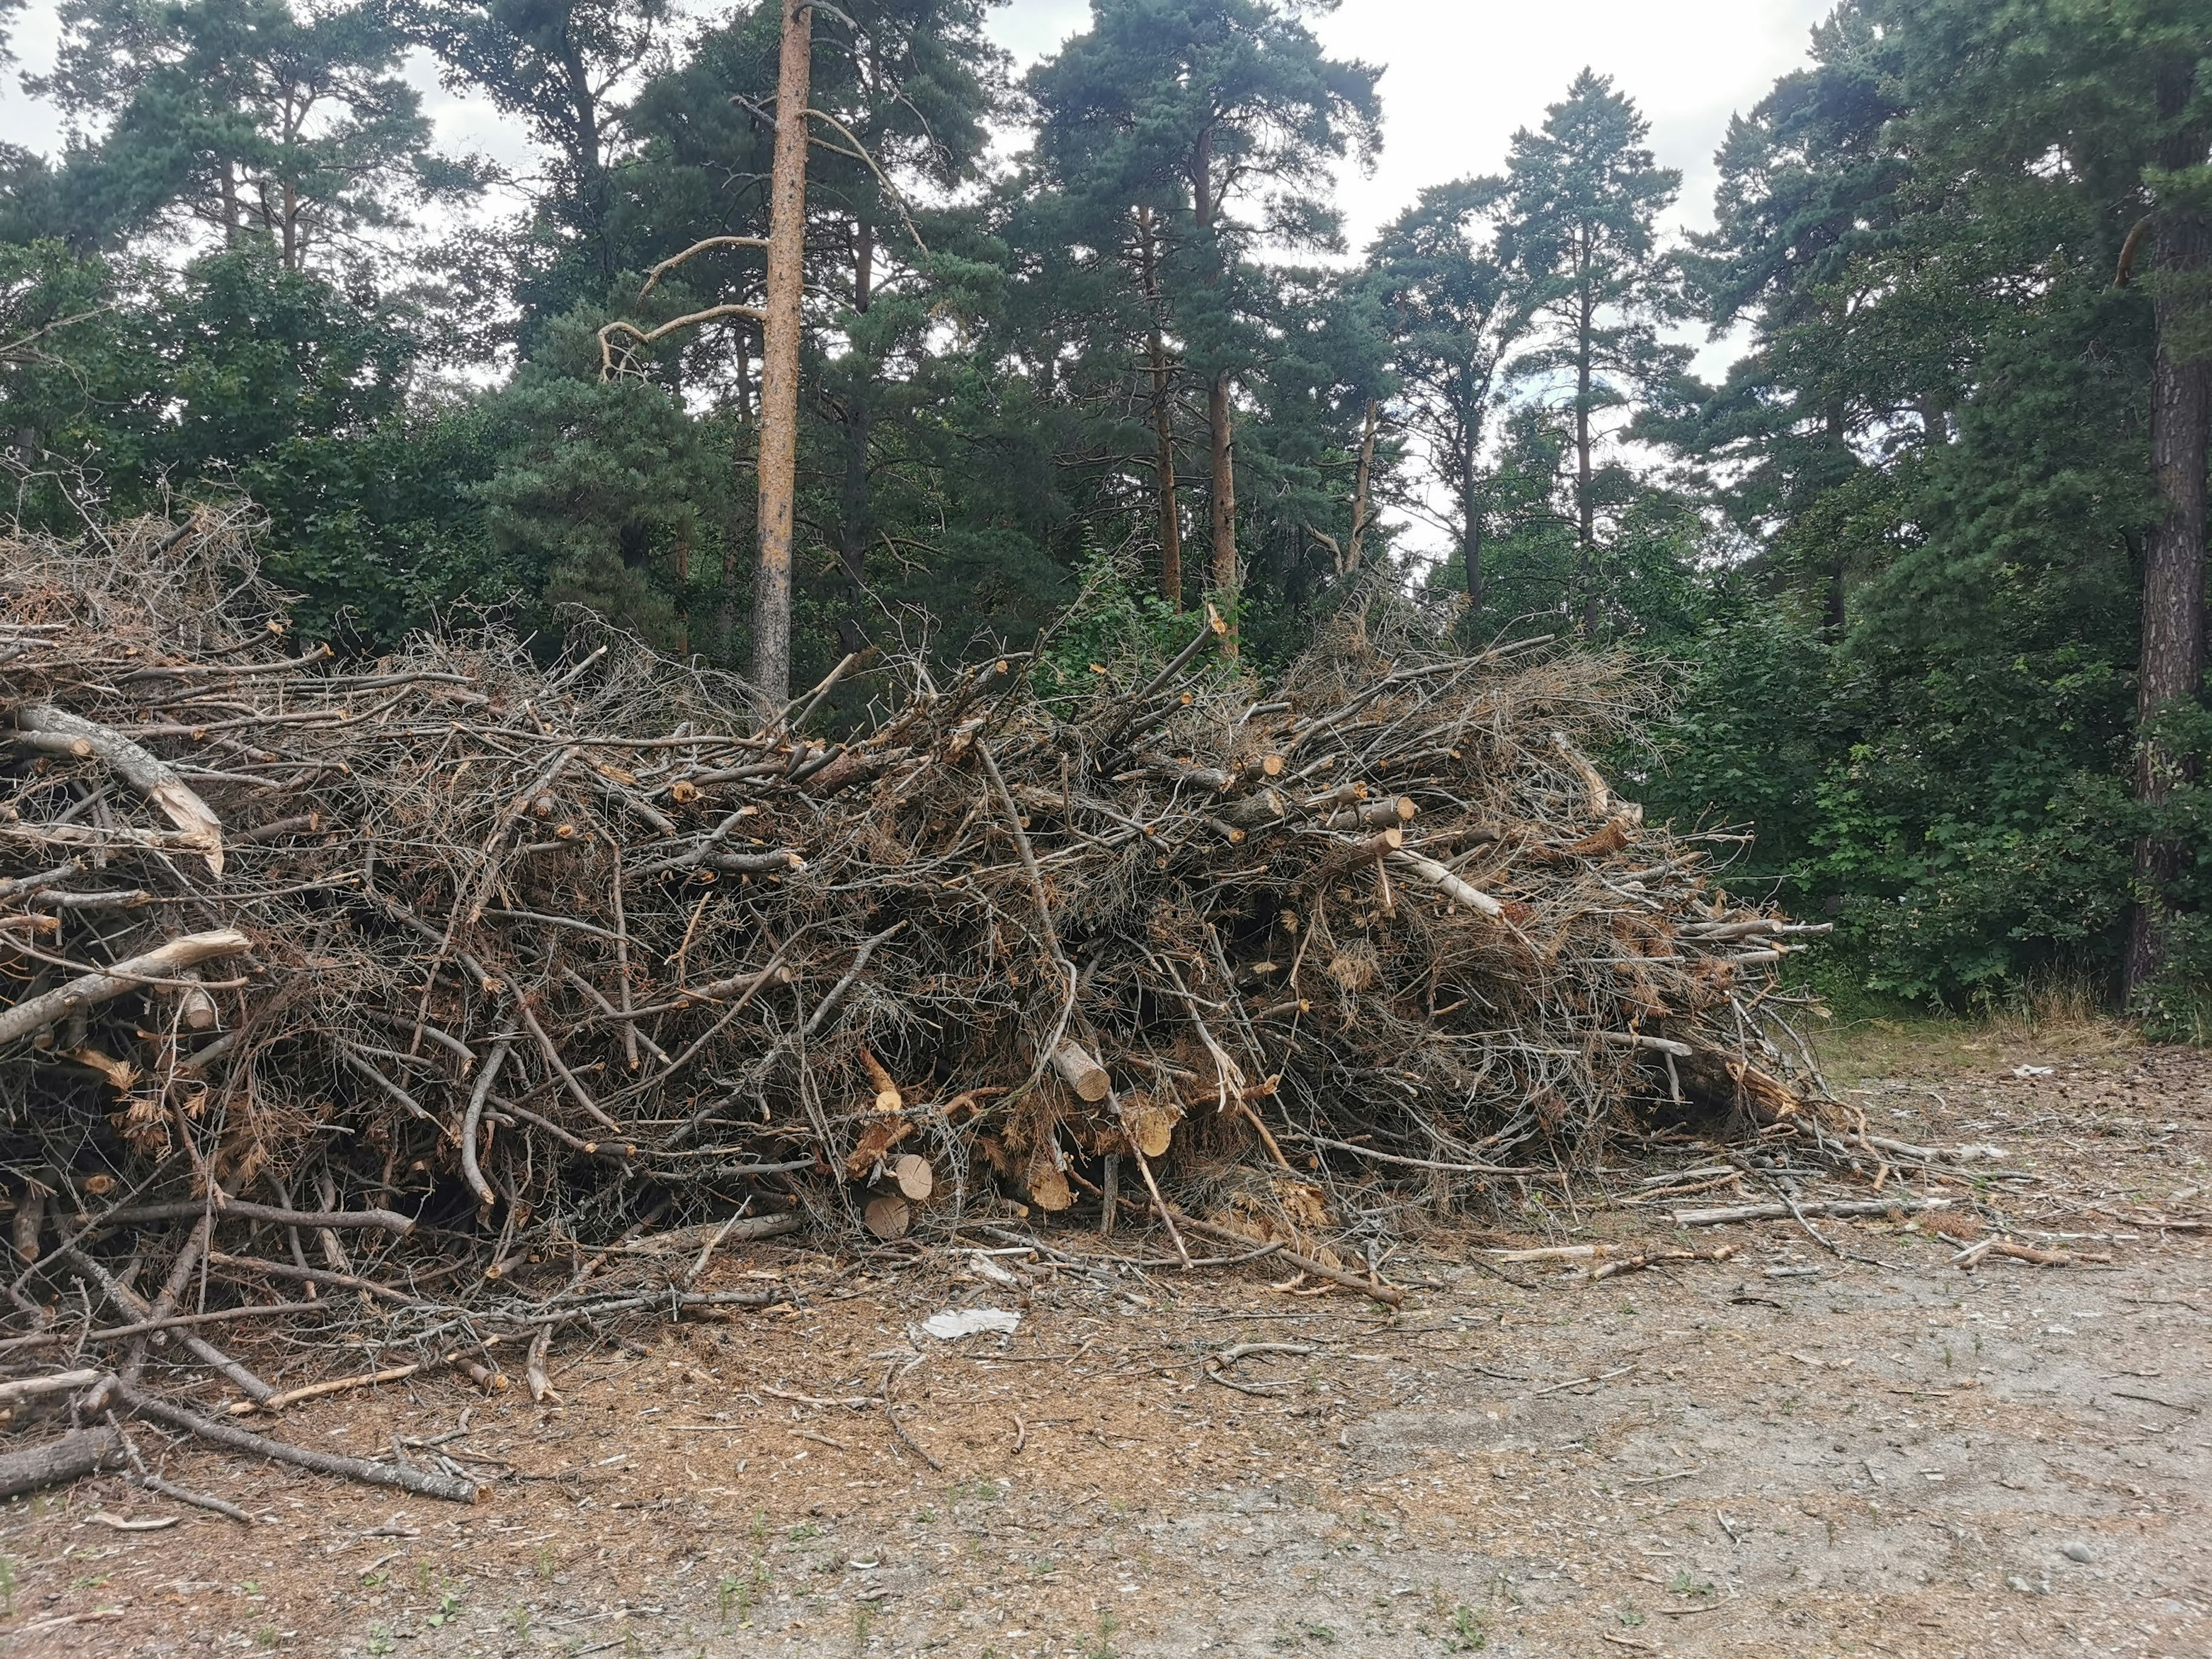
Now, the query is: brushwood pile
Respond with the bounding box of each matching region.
[0,516,1829,1493]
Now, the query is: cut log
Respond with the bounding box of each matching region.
[863,1194,912,1240]
[844,1116,914,1179]
[12,1180,44,1263]
[1309,827,1403,887]
[1388,850,1501,916]
[859,1046,904,1112]
[12,706,225,875]
[1048,1037,1111,1103]
[0,930,252,1048]
[0,1426,123,1498]
[889,1153,934,1202]
[1331,796,1418,829]
[1120,1091,1181,1158]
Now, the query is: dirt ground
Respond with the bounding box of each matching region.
[2,1028,2206,1659]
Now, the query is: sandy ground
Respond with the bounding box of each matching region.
[1,1036,2205,1659]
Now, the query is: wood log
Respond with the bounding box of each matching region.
[0,1426,123,1498]
[1048,1037,1111,1102]
[859,1046,904,1112]
[0,1369,99,1409]
[889,1153,934,1202]
[1597,1029,1694,1058]
[12,1180,43,1262]
[12,706,226,874]
[845,1116,914,1178]
[704,848,805,875]
[1330,796,1416,829]
[0,930,252,1047]
[1308,827,1403,886]
[1388,850,1501,916]
[863,1194,911,1240]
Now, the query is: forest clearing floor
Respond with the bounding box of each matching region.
[1,1026,2205,1659]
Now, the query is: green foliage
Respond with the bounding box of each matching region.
[1031,551,1203,706]
[2,0,2205,1020]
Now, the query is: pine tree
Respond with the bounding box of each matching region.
[1865,0,2212,995]
[399,0,670,309]
[35,0,473,272]
[1027,0,1380,653]
[1362,176,1521,615]
[1498,69,1686,634]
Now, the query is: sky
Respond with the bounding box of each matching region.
[987,0,1834,251]
[2,0,1834,244]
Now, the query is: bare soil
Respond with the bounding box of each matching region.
[3,1036,2206,1659]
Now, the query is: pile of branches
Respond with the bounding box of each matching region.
[0,514,1826,1506]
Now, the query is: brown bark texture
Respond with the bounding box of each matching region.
[751,0,814,707]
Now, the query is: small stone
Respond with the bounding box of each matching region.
[2059,1541,2093,1564]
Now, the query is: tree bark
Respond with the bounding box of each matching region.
[1460,434,1483,613]
[1344,399,1379,575]
[752,0,814,706]
[721,343,754,662]
[1136,206,1183,610]
[2126,201,2212,997]
[1574,222,1597,637]
[835,217,874,656]
[0,1426,121,1499]
[558,33,614,284]
[0,929,250,1047]
[1191,121,1238,658]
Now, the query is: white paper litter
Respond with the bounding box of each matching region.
[2013,1065,2055,1077]
[920,1307,1021,1340]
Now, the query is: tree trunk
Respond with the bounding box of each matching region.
[1575,228,1597,637]
[720,346,753,665]
[1191,123,1237,657]
[1342,399,1379,575]
[558,35,613,284]
[1136,207,1182,610]
[1460,438,1483,615]
[219,161,240,248]
[1207,375,1237,656]
[751,0,813,707]
[2125,202,2212,997]
[836,218,874,657]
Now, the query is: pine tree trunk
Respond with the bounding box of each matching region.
[1575,240,1596,637]
[1344,399,1378,575]
[1192,122,1237,658]
[1461,438,1483,615]
[1136,207,1181,610]
[720,344,754,664]
[2125,205,2212,997]
[1207,374,1237,657]
[835,218,874,656]
[751,0,813,706]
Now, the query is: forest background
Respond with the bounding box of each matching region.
[1,0,2209,1027]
